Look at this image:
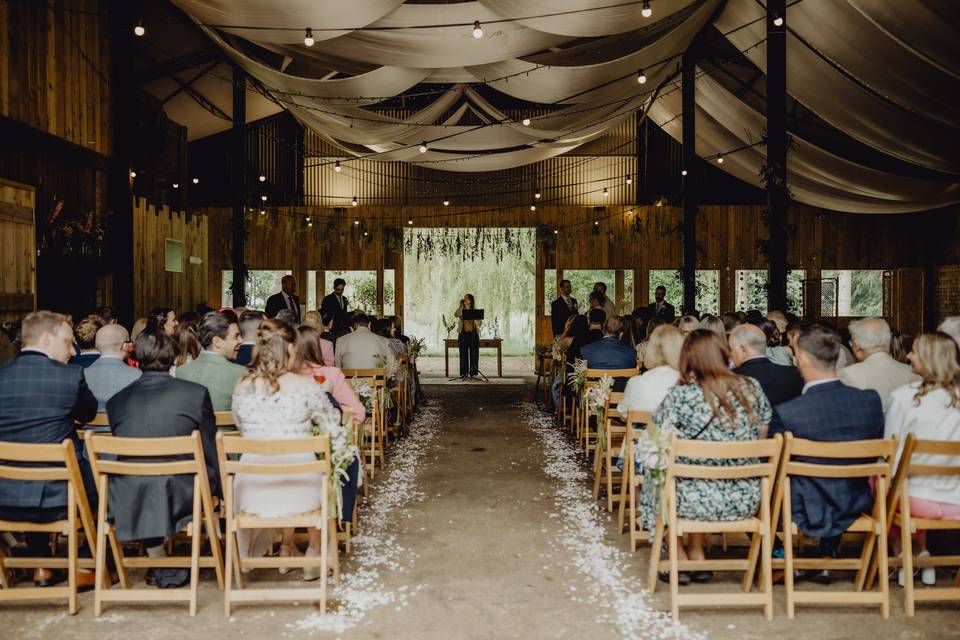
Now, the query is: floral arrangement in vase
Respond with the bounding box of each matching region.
[41,200,105,257]
[405,336,426,358]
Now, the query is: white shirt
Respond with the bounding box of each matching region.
[885,382,960,506]
[802,377,840,395]
[617,366,679,418]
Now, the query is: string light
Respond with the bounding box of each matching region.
[602,187,609,197]
[129,170,136,178]
[637,68,647,84]
[259,209,265,215]
[407,218,413,225]
[641,0,652,18]
[594,220,599,226]
[773,13,784,27]
[354,217,360,225]
[305,216,311,222]
[133,19,145,37]
[419,141,428,153]
[352,196,359,206]
[172,183,179,189]
[522,117,531,126]
[334,160,342,172]
[534,189,541,199]
[258,174,266,182]
[625,174,632,185]
[681,169,688,176]
[553,229,559,235]
[472,20,483,38]
[530,204,536,211]
[443,197,450,206]
[261,195,268,202]
[308,221,313,227]
[717,154,724,164]
[192,177,199,184]
[303,28,314,47]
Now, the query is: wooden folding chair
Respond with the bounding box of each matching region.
[867,435,960,616]
[341,368,387,477]
[647,434,783,620]
[214,411,237,433]
[77,413,111,433]
[618,410,653,551]
[592,392,624,509]
[0,439,99,614]
[216,432,333,616]
[776,433,896,619]
[84,431,224,616]
[582,368,638,455]
[335,410,360,555]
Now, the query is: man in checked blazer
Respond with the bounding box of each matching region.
[768,324,883,569]
[0,310,98,587]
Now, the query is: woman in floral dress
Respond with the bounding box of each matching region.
[641,329,772,583]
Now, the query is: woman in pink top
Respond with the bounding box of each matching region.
[302,311,335,366]
[294,324,365,424]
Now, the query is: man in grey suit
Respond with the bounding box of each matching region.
[335,314,395,370]
[84,323,141,412]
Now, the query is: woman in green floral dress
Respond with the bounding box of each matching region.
[640,329,772,583]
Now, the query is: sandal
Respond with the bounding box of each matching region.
[277,544,301,575]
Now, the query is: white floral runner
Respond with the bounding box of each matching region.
[520,402,707,640]
[288,405,444,634]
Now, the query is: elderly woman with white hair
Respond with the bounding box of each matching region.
[840,317,919,412]
[939,316,960,347]
[618,324,684,417]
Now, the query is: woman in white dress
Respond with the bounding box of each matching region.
[231,318,343,580]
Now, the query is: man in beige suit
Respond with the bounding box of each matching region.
[839,317,919,412]
[335,314,395,371]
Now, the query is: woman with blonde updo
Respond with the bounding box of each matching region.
[231,318,343,580]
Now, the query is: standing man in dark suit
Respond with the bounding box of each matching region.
[106,329,219,588]
[321,277,350,333]
[768,324,884,581]
[647,286,676,322]
[264,274,301,323]
[580,316,639,392]
[550,279,578,339]
[0,310,98,588]
[729,324,803,405]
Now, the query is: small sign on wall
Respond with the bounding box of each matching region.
[165,239,184,273]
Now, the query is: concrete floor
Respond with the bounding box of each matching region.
[2,383,958,639]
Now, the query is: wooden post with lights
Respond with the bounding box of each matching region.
[766,0,789,312]
[681,50,697,315]
[231,64,247,307]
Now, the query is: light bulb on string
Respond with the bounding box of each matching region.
[259,209,265,216]
[258,175,266,182]
[717,154,724,164]
[626,174,632,185]
[773,14,784,27]
[641,0,652,18]
[522,117,531,126]
[681,169,688,176]
[352,196,358,206]
[172,183,179,189]
[192,177,199,184]
[472,20,483,38]
[419,141,428,153]
[594,220,599,226]
[363,231,368,237]
[443,197,450,206]
[534,189,541,199]
[637,68,647,84]
[407,218,413,225]
[129,170,136,178]
[530,204,536,211]
[133,19,145,37]
[602,187,609,197]
[553,229,559,235]
[354,217,360,225]
[304,28,315,47]
[261,195,268,202]
[334,160,342,172]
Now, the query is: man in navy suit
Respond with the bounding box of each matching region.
[264,275,301,323]
[769,324,883,581]
[580,316,638,392]
[550,279,578,339]
[0,310,98,588]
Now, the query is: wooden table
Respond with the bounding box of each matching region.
[444,338,503,377]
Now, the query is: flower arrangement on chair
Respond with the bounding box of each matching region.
[405,336,426,359]
[632,422,673,522]
[585,374,614,449]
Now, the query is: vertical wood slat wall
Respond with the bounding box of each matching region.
[132,198,208,320]
[0,0,110,156]
[0,179,37,362]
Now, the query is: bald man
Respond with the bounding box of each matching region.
[840,317,918,412]
[83,324,142,412]
[730,323,803,406]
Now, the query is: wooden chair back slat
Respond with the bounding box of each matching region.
[910,439,960,457]
[85,433,199,457]
[92,460,199,476]
[585,368,639,379]
[624,410,653,426]
[341,368,386,379]
[222,461,330,476]
[0,440,78,463]
[0,466,71,482]
[672,437,783,460]
[214,411,235,427]
[670,462,778,480]
[789,437,895,459]
[219,434,331,456]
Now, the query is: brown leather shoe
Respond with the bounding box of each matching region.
[33,568,67,587]
[76,570,97,592]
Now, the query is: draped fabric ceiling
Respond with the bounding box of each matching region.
[159,0,960,213]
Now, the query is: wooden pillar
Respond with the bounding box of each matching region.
[681,53,698,315]
[230,65,247,307]
[766,0,789,311]
[615,269,625,315]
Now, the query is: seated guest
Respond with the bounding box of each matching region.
[178,310,201,326]
[130,317,148,342]
[174,312,245,411]
[938,316,960,347]
[699,315,726,343]
[234,310,263,367]
[69,314,103,368]
[642,329,772,584]
[769,324,884,573]
[586,308,606,343]
[170,321,200,374]
[884,331,960,585]
[721,313,742,335]
[630,306,649,345]
[0,310,98,588]
[754,319,792,366]
[677,315,699,336]
[231,319,348,577]
[275,308,298,326]
[729,324,803,406]
[636,319,665,369]
[391,315,410,344]
[766,310,788,342]
[840,317,919,412]
[618,324,683,417]
[335,314,395,370]
[96,305,117,325]
[580,316,639,392]
[84,324,142,412]
[146,307,178,336]
[303,310,334,366]
[107,329,219,588]
[618,315,636,348]
[374,318,406,357]
[558,316,591,406]
[889,328,910,365]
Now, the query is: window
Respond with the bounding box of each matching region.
[648,270,719,315]
[307,271,317,310]
[325,270,378,315]
[543,269,557,315]
[383,269,396,316]
[735,270,806,314]
[821,270,884,316]
[622,270,634,315]
[222,270,291,309]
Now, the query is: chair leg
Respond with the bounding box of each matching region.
[94,476,110,617]
[224,527,235,617]
[0,539,10,589]
[592,445,603,500]
[647,517,665,593]
[902,508,914,617]
[742,532,762,592]
[68,501,78,615]
[188,489,201,616]
[783,490,796,619]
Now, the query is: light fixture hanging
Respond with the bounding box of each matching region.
[553,229,559,235]
[354,217,360,225]
[530,204,536,211]
[602,187,609,197]
[172,183,179,189]
[443,197,450,206]
[133,19,145,37]
[594,220,599,226]
[259,209,265,215]
[419,141,428,153]
[192,177,199,184]
[261,195,267,202]
[681,169,688,176]
[522,117,531,126]
[407,218,413,225]
[352,196,359,206]
[717,154,724,164]
[129,170,136,178]
[534,189,541,199]
[472,20,483,38]
[304,28,315,47]
[641,0,652,18]
[773,13,784,27]
[308,221,313,227]
[626,174,632,185]
[258,175,266,182]
[637,68,647,84]
[334,160,342,172]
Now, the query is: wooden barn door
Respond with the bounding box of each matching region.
[0,179,37,363]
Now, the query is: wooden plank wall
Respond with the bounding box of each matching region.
[0,0,110,155]
[0,179,37,363]
[132,198,208,320]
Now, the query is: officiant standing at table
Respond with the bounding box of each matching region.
[265,275,301,324]
[321,278,350,333]
[455,294,481,378]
